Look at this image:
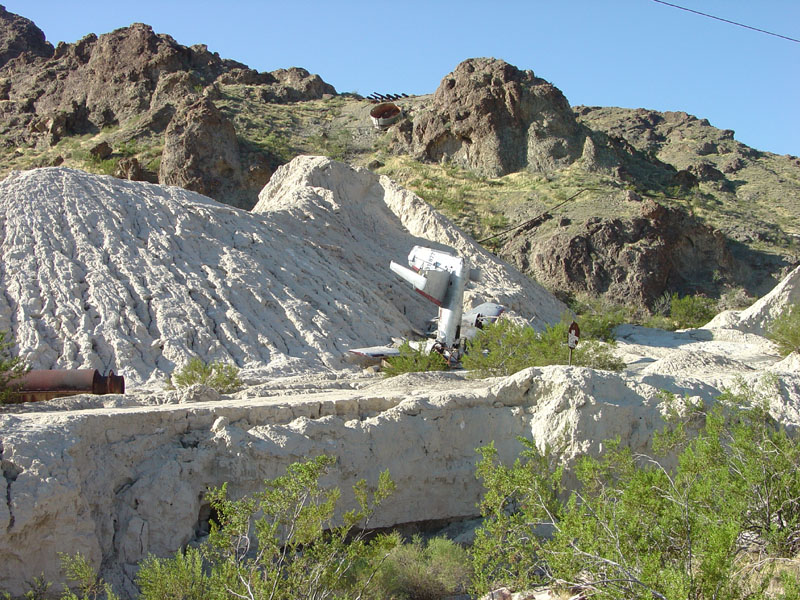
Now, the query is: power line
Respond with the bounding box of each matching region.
[477,188,596,244]
[651,0,800,44]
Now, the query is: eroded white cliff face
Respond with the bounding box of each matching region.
[2,340,799,597]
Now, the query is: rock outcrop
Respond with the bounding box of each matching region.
[0,159,564,385]
[0,13,338,146]
[261,67,336,102]
[0,367,667,596]
[501,198,752,307]
[394,58,588,176]
[575,105,800,256]
[158,97,251,207]
[0,5,53,67]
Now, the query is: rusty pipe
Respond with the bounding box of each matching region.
[5,369,125,404]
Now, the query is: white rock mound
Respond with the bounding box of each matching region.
[0,161,564,384]
[705,265,800,334]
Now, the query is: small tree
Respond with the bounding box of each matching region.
[168,357,241,393]
[0,329,28,404]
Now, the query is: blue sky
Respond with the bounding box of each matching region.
[6,1,799,156]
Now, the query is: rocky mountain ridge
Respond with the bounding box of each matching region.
[0,6,335,207]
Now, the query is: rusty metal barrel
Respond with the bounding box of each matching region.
[6,369,125,404]
[369,102,402,130]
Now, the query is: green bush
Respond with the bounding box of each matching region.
[370,533,472,599]
[59,553,120,600]
[136,547,211,600]
[383,341,449,377]
[462,319,624,377]
[136,455,396,600]
[470,390,800,599]
[668,292,717,329]
[767,303,800,356]
[571,298,630,342]
[168,357,241,393]
[0,329,28,404]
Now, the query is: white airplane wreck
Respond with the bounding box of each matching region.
[349,246,505,365]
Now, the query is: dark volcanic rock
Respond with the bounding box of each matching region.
[501,199,751,307]
[689,161,725,182]
[115,157,155,182]
[0,14,335,146]
[0,5,53,68]
[261,67,336,102]
[396,58,587,177]
[0,22,245,140]
[159,98,245,205]
[89,140,112,160]
[215,67,275,85]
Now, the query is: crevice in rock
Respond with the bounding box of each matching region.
[1,440,22,531]
[193,502,220,541]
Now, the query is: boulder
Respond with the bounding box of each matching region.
[89,140,112,160]
[158,97,246,206]
[395,58,586,177]
[689,161,725,182]
[114,156,154,182]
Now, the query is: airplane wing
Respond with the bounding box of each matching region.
[348,346,402,359]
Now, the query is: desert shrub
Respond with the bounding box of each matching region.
[651,290,673,317]
[470,389,800,599]
[462,319,624,377]
[717,287,756,311]
[767,303,800,356]
[59,553,120,600]
[669,292,717,329]
[571,297,631,342]
[370,533,472,599]
[96,158,119,176]
[136,547,211,600]
[643,313,679,331]
[643,292,718,331]
[136,455,396,600]
[0,329,28,404]
[383,341,449,377]
[168,357,241,393]
[116,140,142,157]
